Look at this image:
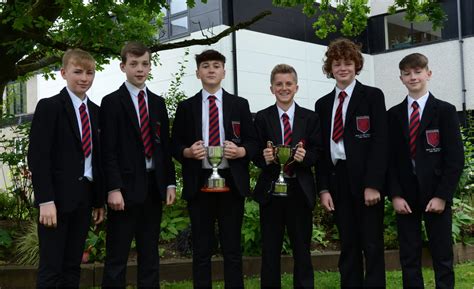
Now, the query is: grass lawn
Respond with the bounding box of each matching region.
[157,262,474,289]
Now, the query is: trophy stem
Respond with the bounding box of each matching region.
[273,163,288,197]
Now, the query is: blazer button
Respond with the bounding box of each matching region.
[78,177,83,181]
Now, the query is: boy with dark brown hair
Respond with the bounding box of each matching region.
[171,49,258,289]
[100,41,176,288]
[314,38,388,287]
[388,53,464,289]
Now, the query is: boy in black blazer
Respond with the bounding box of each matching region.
[253,64,320,289]
[28,49,105,288]
[171,49,258,288]
[314,38,388,287]
[100,42,176,288]
[388,53,464,289]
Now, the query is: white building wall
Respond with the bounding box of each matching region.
[33,25,377,113]
[373,37,473,110]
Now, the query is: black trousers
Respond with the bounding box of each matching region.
[333,161,386,288]
[36,180,92,289]
[397,197,454,289]
[187,169,245,289]
[102,173,163,289]
[260,179,314,289]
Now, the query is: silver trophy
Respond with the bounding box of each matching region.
[202,146,230,192]
[273,144,293,196]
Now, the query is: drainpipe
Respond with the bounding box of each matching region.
[228,0,238,96]
[457,0,467,117]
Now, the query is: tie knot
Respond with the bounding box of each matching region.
[208,95,217,101]
[79,103,86,112]
[282,113,289,121]
[138,90,145,100]
[412,101,419,109]
[339,90,347,100]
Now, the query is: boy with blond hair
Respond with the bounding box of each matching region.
[28,49,105,288]
[253,64,320,289]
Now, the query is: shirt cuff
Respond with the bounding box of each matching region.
[319,190,329,195]
[108,189,120,195]
[39,201,54,206]
[167,185,177,189]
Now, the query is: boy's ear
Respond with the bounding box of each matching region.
[119,62,126,72]
[195,69,201,79]
[270,85,275,95]
[60,67,66,79]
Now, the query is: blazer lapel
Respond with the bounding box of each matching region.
[222,90,233,139]
[419,94,436,133]
[61,88,81,142]
[345,80,363,125]
[398,98,409,140]
[192,92,203,141]
[292,104,305,146]
[119,84,141,140]
[87,100,99,140]
[269,105,283,145]
[147,89,159,142]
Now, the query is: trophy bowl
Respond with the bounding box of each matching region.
[273,144,293,197]
[201,146,230,192]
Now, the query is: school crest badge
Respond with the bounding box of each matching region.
[356,116,370,133]
[426,129,440,148]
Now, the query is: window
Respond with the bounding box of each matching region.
[385,11,442,50]
[159,0,189,41]
[4,82,27,116]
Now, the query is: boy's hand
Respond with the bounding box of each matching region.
[184,140,205,160]
[364,187,381,206]
[166,187,176,205]
[224,140,245,159]
[92,207,105,224]
[392,196,412,214]
[425,197,446,213]
[320,191,335,212]
[293,146,306,162]
[108,190,125,211]
[263,147,275,165]
[39,203,57,228]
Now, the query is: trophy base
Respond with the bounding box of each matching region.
[272,182,288,197]
[201,186,230,193]
[201,177,230,193]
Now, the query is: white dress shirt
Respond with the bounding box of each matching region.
[201,88,229,169]
[330,79,356,165]
[277,102,295,144]
[124,81,154,170]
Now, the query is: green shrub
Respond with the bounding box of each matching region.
[13,221,39,265]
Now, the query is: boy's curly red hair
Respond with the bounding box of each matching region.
[322,38,364,78]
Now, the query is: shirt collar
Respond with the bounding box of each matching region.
[66,86,88,110]
[125,81,147,98]
[407,91,430,108]
[202,88,223,103]
[335,79,356,98]
[277,101,296,121]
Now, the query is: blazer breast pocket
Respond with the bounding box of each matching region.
[354,115,371,139]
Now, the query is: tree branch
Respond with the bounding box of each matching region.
[150,10,272,52]
[17,55,60,76]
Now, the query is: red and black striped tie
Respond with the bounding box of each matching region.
[282,113,292,145]
[409,101,420,159]
[208,95,220,146]
[332,90,347,143]
[138,90,153,158]
[79,103,92,158]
